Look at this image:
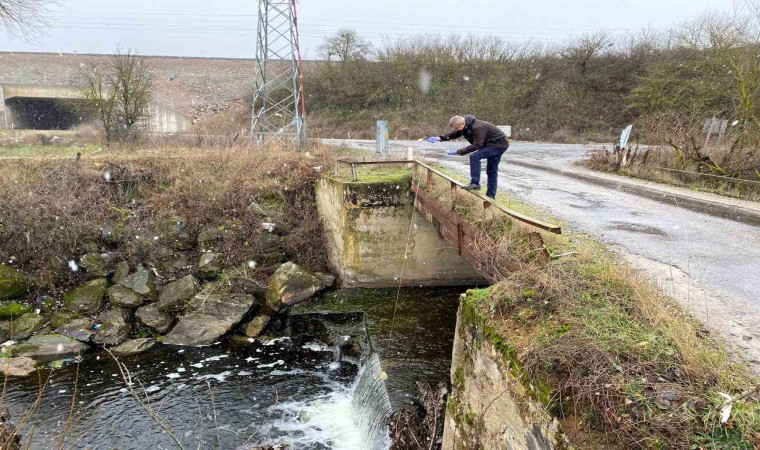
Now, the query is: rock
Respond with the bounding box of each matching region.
[50,311,79,329]
[230,274,267,297]
[163,294,255,346]
[246,201,270,216]
[78,253,112,277]
[252,232,287,264]
[55,318,94,343]
[196,253,223,279]
[119,266,158,299]
[135,303,174,334]
[37,295,56,314]
[197,226,225,252]
[0,356,38,377]
[0,323,9,342]
[159,216,194,250]
[0,302,32,319]
[111,338,156,357]
[62,278,108,314]
[157,275,199,313]
[11,313,46,340]
[266,262,326,312]
[13,334,89,362]
[0,265,29,300]
[149,246,188,274]
[244,315,270,338]
[92,308,132,346]
[315,272,336,288]
[112,261,130,285]
[108,285,144,308]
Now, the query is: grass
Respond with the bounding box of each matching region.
[583,146,760,202]
[415,160,759,448]
[0,144,99,158]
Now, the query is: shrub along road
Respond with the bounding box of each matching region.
[327,138,760,373]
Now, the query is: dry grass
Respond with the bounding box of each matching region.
[0,143,338,297]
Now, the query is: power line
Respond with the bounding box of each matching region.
[55,10,639,32]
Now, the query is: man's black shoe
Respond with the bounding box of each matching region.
[461,183,481,190]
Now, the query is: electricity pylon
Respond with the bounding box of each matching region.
[251,0,306,146]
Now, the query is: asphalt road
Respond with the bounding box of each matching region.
[325,138,760,371]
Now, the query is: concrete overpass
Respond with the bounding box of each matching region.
[0,83,193,133]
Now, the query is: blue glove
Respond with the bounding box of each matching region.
[427,136,441,143]
[447,149,458,156]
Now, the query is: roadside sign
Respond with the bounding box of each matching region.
[702,117,727,135]
[619,124,633,148]
[496,125,512,138]
[376,120,389,155]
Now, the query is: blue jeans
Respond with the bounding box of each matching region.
[469,145,508,198]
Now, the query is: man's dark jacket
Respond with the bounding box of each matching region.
[438,115,509,155]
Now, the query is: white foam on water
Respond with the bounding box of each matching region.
[202,354,229,363]
[257,359,285,369]
[197,370,232,382]
[270,387,369,450]
[264,354,391,450]
[262,337,290,346]
[302,342,329,352]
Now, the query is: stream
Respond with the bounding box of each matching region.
[3,287,462,449]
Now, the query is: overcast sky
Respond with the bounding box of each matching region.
[0,0,741,59]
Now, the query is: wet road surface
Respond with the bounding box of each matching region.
[325,139,760,371]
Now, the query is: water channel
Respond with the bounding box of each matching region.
[4,287,462,449]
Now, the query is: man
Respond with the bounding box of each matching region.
[427,115,509,199]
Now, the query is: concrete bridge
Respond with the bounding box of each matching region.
[0,83,193,133]
[316,159,561,287]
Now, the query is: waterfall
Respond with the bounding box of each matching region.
[351,353,392,450]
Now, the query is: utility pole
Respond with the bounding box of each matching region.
[251,0,306,147]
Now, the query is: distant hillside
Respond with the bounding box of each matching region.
[0,52,317,120]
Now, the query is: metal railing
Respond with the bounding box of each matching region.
[333,158,561,234]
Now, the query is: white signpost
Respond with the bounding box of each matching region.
[496,125,512,138]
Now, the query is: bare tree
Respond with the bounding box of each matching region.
[112,49,153,135]
[81,62,118,143]
[80,48,153,143]
[319,29,371,62]
[560,30,613,75]
[0,0,55,39]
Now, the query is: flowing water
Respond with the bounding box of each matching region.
[3,287,462,449]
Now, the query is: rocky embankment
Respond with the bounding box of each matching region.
[1,234,334,378]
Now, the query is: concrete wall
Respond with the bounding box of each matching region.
[315,175,485,288]
[2,84,82,99]
[147,103,193,133]
[443,299,567,450]
[0,84,6,128]
[0,83,191,132]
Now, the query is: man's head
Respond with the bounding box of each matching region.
[449,115,466,131]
